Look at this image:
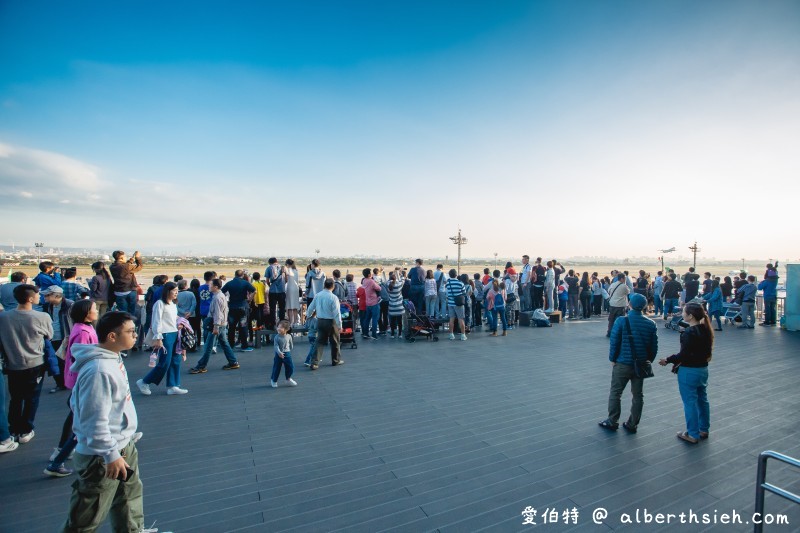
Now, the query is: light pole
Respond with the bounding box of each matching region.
[35,242,44,264]
[493,252,498,272]
[449,228,468,275]
[688,241,701,269]
[741,258,746,271]
[315,249,320,259]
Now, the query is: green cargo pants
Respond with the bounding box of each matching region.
[61,440,144,533]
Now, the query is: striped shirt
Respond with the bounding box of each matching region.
[445,278,466,306]
[387,282,405,316]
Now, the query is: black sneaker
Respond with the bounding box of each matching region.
[222,363,240,370]
[188,367,207,374]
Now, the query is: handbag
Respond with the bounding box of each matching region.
[625,318,654,379]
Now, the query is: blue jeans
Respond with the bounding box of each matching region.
[425,295,437,317]
[764,297,777,324]
[142,331,181,388]
[486,306,496,331]
[271,352,294,382]
[437,291,448,319]
[410,287,424,316]
[663,298,679,318]
[115,291,138,315]
[196,325,238,369]
[492,307,508,332]
[365,304,379,337]
[653,294,663,316]
[0,367,11,441]
[677,366,710,440]
[304,335,317,366]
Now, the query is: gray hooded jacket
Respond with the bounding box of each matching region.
[70,343,140,464]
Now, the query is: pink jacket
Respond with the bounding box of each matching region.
[64,323,99,389]
[361,278,382,307]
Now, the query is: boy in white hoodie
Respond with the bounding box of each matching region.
[62,311,145,533]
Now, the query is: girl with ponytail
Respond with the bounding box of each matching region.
[658,302,714,444]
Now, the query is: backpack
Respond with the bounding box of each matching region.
[180,327,197,350]
[333,280,346,300]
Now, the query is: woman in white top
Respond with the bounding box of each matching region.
[544,261,556,312]
[284,259,300,324]
[137,281,187,396]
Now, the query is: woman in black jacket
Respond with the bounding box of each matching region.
[658,302,713,444]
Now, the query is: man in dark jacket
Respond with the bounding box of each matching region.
[41,286,74,393]
[222,270,256,351]
[109,250,144,315]
[683,267,701,302]
[599,293,658,433]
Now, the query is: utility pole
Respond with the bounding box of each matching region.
[688,241,701,269]
[449,228,468,275]
[35,242,44,264]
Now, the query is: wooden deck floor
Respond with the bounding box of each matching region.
[2,316,799,532]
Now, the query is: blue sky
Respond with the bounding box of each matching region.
[1,1,798,259]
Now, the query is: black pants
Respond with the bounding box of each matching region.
[472,300,483,326]
[593,295,603,315]
[379,301,389,333]
[607,306,626,335]
[59,392,73,448]
[314,318,341,366]
[389,315,402,335]
[7,365,45,435]
[268,293,286,329]
[532,285,544,310]
[228,307,250,349]
[581,292,592,318]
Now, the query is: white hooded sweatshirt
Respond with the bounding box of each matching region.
[70,343,140,464]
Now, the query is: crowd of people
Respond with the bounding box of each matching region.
[0,251,783,532]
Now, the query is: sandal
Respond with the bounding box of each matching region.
[598,420,619,431]
[622,422,637,433]
[677,431,699,444]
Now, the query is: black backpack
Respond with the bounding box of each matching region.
[180,327,197,350]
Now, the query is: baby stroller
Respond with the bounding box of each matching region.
[404,301,439,342]
[340,302,358,349]
[723,302,742,325]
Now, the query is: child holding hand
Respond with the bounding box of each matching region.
[271,320,298,388]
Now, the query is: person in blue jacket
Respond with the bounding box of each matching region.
[702,279,724,331]
[599,293,659,433]
[758,264,778,326]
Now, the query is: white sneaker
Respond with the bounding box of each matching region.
[212,346,217,354]
[460,333,467,341]
[449,333,455,340]
[17,431,35,444]
[167,387,188,395]
[287,378,298,387]
[270,380,278,388]
[136,379,151,396]
[0,438,19,453]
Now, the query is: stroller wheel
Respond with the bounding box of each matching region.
[433,336,439,342]
[407,337,416,343]
[664,322,670,329]
[352,343,357,349]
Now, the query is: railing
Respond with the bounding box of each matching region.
[754,451,800,532]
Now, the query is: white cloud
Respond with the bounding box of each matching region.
[20,191,33,198]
